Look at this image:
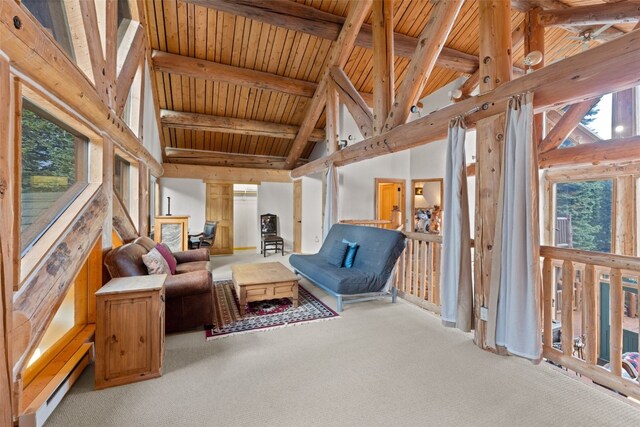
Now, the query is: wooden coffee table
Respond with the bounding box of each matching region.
[231,262,299,316]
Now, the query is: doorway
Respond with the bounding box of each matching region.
[374,178,406,229]
[205,183,233,255]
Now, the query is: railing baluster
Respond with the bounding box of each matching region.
[434,243,441,305]
[413,239,419,296]
[610,267,623,377]
[407,239,414,294]
[400,247,406,293]
[583,264,597,365]
[561,260,574,357]
[427,242,433,303]
[542,257,553,349]
[420,241,427,300]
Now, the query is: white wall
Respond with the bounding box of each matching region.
[301,174,323,253]
[257,182,294,251]
[159,178,206,233]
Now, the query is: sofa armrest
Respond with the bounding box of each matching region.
[173,248,210,263]
[164,270,212,298]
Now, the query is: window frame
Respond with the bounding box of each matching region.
[17,81,104,287]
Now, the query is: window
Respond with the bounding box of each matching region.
[114,154,131,208]
[22,0,75,61]
[117,0,133,46]
[21,100,89,254]
[555,180,613,252]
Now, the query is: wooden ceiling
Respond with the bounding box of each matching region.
[144,0,638,168]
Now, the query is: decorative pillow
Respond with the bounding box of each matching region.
[342,239,359,268]
[326,240,349,268]
[155,243,177,274]
[142,248,171,275]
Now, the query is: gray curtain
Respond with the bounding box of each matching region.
[441,117,473,332]
[487,93,542,361]
[323,165,338,240]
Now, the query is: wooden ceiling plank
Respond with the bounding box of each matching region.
[291,28,640,178]
[330,67,374,139]
[383,0,464,132]
[538,2,640,27]
[185,0,478,74]
[540,135,640,168]
[539,98,601,153]
[160,110,325,142]
[283,0,373,170]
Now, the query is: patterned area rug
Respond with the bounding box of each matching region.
[206,280,339,340]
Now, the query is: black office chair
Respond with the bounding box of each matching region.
[189,221,218,250]
[260,213,284,256]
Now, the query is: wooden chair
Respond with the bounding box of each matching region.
[260,213,284,256]
[189,221,217,250]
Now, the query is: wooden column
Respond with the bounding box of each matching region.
[372,0,394,135]
[474,0,512,349]
[612,88,637,256]
[524,7,545,145]
[102,137,114,281]
[326,80,340,155]
[138,163,149,238]
[0,52,15,426]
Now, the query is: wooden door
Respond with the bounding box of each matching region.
[206,183,234,255]
[293,180,302,253]
[375,179,406,228]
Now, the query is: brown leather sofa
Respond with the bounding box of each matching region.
[104,236,214,333]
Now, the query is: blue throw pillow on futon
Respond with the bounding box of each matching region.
[342,239,359,268]
[326,240,349,267]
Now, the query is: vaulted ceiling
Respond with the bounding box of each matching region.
[143,0,638,168]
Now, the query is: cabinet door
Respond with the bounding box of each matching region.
[105,297,152,379]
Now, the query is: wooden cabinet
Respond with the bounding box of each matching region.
[95,275,166,390]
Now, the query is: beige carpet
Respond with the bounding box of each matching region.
[46,272,640,426]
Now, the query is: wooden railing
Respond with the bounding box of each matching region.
[395,232,443,313]
[540,246,640,400]
[339,219,393,228]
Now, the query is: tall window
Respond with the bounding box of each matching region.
[22,0,75,60]
[21,100,89,253]
[555,180,613,252]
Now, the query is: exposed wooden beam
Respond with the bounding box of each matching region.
[539,98,600,153]
[284,1,373,170]
[457,24,525,102]
[78,0,107,102]
[12,190,107,379]
[112,191,138,243]
[329,67,373,139]
[538,2,640,27]
[291,9,640,178]
[185,0,478,74]
[539,135,640,168]
[166,148,307,169]
[160,110,325,142]
[105,0,118,109]
[0,54,15,426]
[545,110,600,145]
[326,79,340,154]
[115,23,145,116]
[152,50,316,98]
[0,0,162,176]
[612,88,637,138]
[384,0,464,132]
[525,8,545,144]
[161,163,292,183]
[372,0,394,135]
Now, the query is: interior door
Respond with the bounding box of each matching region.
[293,180,302,253]
[206,183,233,255]
[377,183,396,222]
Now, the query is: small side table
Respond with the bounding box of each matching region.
[95,274,166,390]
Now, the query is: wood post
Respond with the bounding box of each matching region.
[474,0,512,349]
[542,257,553,348]
[609,268,623,376]
[525,7,545,145]
[583,264,597,365]
[138,164,149,238]
[0,52,15,426]
[372,0,394,136]
[614,175,636,256]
